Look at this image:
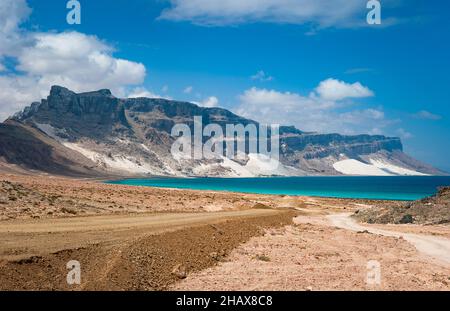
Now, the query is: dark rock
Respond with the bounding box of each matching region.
[399,214,414,224]
[171,264,187,279]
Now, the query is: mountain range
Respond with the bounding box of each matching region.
[0,86,444,177]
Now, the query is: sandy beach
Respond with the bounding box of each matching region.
[0,173,449,291]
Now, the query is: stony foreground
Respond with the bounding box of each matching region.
[0,173,449,291]
[354,187,450,225]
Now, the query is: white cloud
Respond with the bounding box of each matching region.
[159,0,387,28]
[183,86,193,94]
[412,110,442,120]
[0,0,31,57]
[396,128,413,139]
[201,96,219,108]
[235,80,393,135]
[194,96,219,108]
[127,87,172,100]
[0,0,148,121]
[0,75,44,121]
[127,87,162,99]
[17,32,146,93]
[251,70,273,82]
[315,78,374,101]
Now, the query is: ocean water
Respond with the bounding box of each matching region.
[107,176,450,201]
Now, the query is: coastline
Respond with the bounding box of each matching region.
[0,172,449,290]
[1,172,414,221]
[106,175,450,201]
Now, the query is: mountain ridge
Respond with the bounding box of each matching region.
[1,85,445,177]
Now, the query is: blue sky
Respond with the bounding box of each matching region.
[0,0,449,171]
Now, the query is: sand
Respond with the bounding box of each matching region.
[0,172,449,291]
[173,216,450,291]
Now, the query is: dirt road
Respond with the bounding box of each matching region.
[328,213,450,267]
[0,209,295,290]
[0,209,284,261]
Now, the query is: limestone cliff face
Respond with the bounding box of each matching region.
[282,133,403,159]
[15,86,130,140]
[4,86,444,177]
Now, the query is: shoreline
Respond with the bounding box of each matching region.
[1,172,449,291]
[105,175,450,202]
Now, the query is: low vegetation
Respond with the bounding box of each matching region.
[354,187,450,225]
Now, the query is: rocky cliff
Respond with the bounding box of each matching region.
[2,86,444,177]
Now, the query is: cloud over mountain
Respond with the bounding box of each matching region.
[0,0,147,121]
[315,78,374,101]
[234,79,390,135]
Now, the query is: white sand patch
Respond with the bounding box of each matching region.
[191,158,253,177]
[369,159,427,176]
[333,159,392,176]
[33,125,175,176]
[220,154,293,177]
[245,154,288,175]
[191,162,220,176]
[62,142,157,174]
[192,154,292,177]
[334,158,428,176]
[221,157,254,177]
[140,144,151,152]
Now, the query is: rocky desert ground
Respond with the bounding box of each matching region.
[0,172,449,291]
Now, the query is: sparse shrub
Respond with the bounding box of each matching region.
[253,203,271,210]
[399,214,414,224]
[255,254,271,262]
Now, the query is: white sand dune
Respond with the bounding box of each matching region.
[369,159,428,176]
[333,158,425,176]
[333,159,392,176]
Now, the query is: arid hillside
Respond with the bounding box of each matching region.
[354,187,450,225]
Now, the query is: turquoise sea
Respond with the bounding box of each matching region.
[107,176,450,201]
